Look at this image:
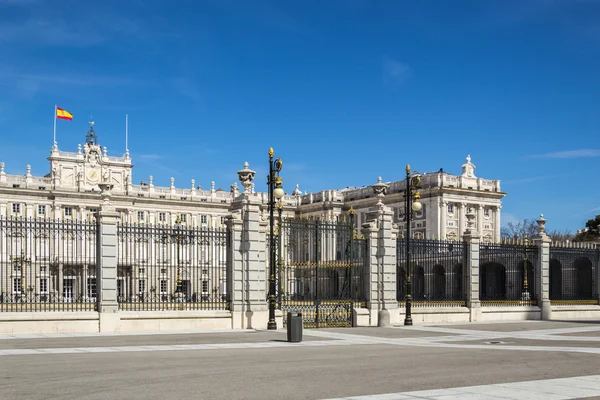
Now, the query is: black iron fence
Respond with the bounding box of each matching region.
[479,242,538,306]
[117,223,229,311]
[549,245,599,304]
[0,216,97,312]
[279,217,367,327]
[397,238,467,307]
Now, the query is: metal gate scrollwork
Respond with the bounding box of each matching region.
[278,211,366,328]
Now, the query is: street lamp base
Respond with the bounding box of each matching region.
[404,317,413,326]
[267,320,277,330]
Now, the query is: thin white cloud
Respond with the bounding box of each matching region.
[524,149,600,159]
[589,206,600,212]
[382,57,413,87]
[0,69,148,98]
[503,173,570,184]
[137,154,163,160]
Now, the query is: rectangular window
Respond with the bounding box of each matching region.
[202,280,209,294]
[160,280,167,294]
[40,278,48,294]
[38,205,46,216]
[137,211,145,222]
[447,204,454,214]
[180,214,187,223]
[87,278,97,299]
[64,207,72,217]
[201,215,208,224]
[484,223,491,230]
[138,279,146,294]
[159,212,166,222]
[12,203,20,214]
[13,278,22,293]
[138,267,145,274]
[89,208,97,214]
[484,208,490,217]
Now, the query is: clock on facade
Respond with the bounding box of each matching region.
[87,168,99,182]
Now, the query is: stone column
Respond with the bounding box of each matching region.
[532,214,552,320]
[440,200,447,240]
[226,194,269,329]
[96,183,120,332]
[464,230,482,322]
[476,205,483,235]
[458,203,465,240]
[494,205,501,242]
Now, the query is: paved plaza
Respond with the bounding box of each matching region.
[1,321,600,399]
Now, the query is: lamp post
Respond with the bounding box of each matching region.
[276,199,284,308]
[267,148,284,330]
[169,214,194,303]
[404,165,422,326]
[13,248,31,302]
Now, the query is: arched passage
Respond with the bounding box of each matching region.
[432,264,446,300]
[549,259,562,300]
[574,257,593,298]
[480,262,506,300]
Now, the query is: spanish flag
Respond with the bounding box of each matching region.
[56,107,73,121]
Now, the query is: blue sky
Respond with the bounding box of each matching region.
[0,0,599,232]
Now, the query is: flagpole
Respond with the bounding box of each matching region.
[125,114,129,157]
[53,105,57,147]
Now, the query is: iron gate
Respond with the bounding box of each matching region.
[278,214,366,328]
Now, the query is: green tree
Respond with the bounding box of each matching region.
[573,215,600,242]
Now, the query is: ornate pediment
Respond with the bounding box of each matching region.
[84,144,103,167]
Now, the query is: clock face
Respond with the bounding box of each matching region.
[87,168,99,182]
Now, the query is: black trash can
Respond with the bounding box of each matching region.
[287,312,303,343]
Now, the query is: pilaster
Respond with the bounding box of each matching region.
[476,205,483,235]
[439,200,447,240]
[458,203,465,240]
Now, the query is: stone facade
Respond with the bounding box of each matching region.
[0,124,505,243]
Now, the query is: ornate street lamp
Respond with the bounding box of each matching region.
[404,165,422,326]
[13,248,31,302]
[169,214,194,303]
[267,148,284,330]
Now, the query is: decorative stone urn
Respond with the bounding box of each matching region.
[371,176,389,204]
[237,162,256,193]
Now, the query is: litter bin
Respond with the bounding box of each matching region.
[287,312,303,343]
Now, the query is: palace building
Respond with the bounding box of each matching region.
[0,121,505,309]
[0,121,505,240]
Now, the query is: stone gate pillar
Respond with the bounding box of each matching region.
[532,214,552,320]
[464,224,482,322]
[96,183,120,332]
[226,163,270,329]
